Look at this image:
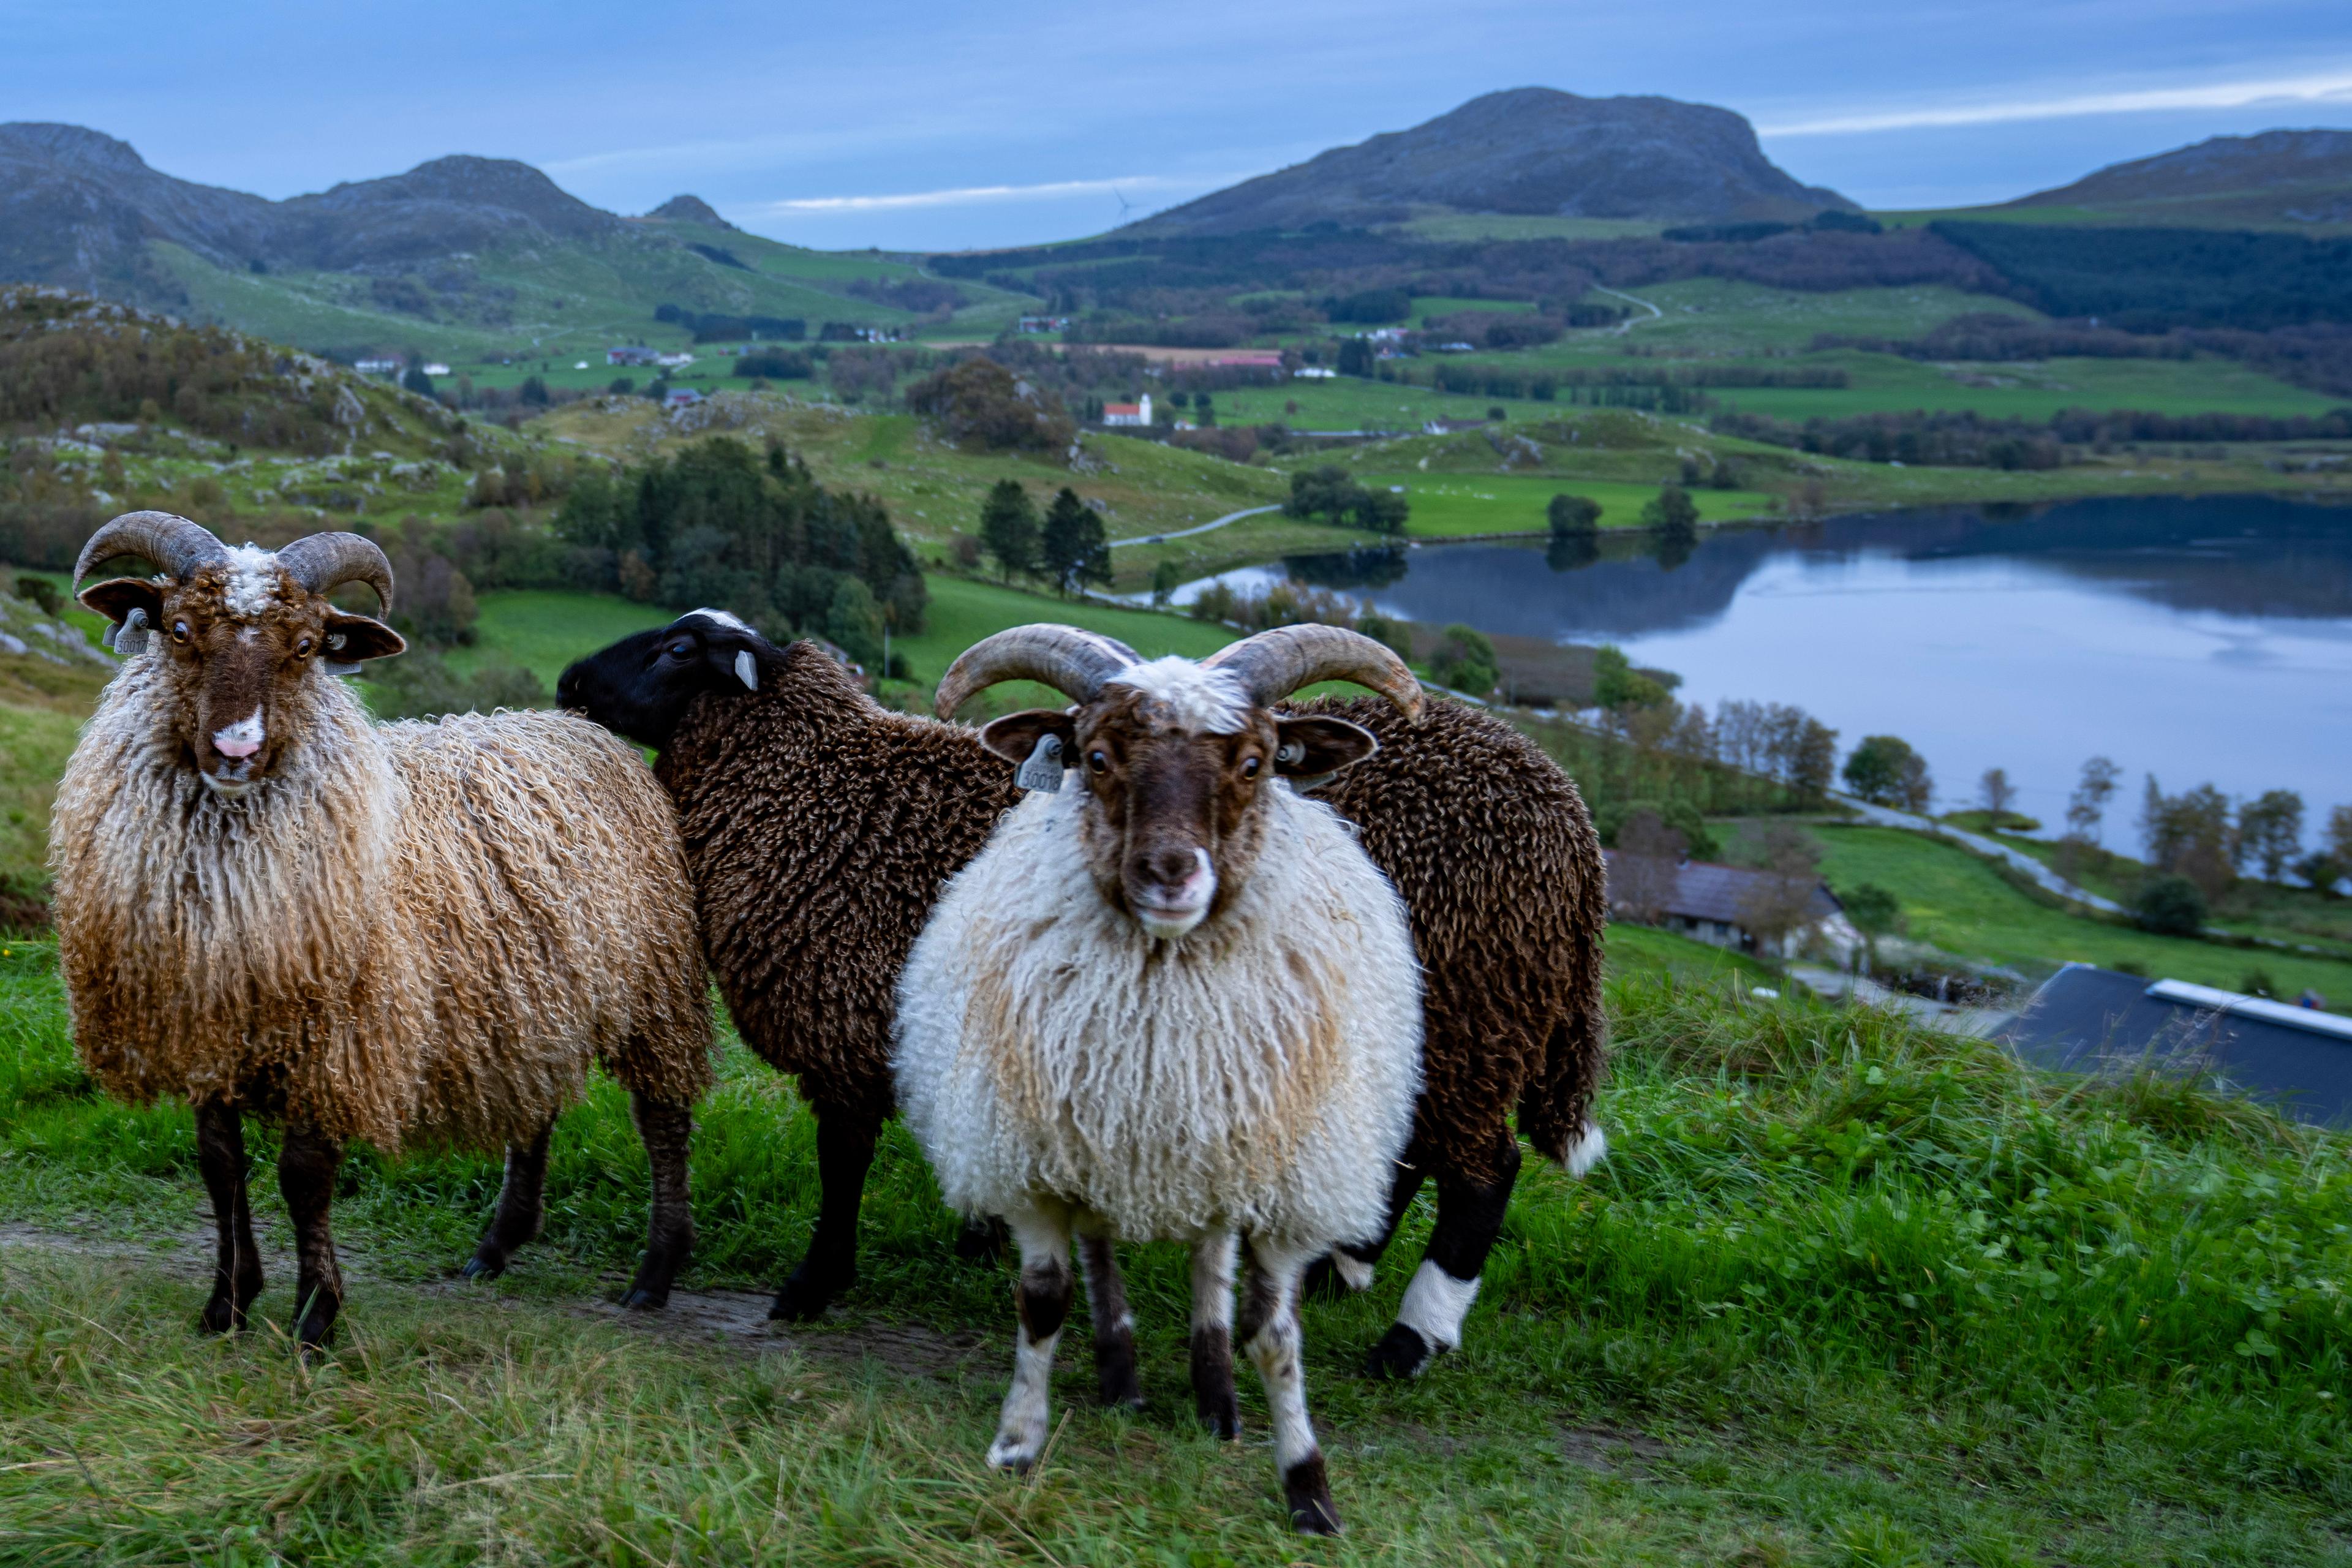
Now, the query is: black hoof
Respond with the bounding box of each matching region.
[1197,1395,1240,1440]
[295,1317,337,1359]
[620,1284,668,1311]
[198,1296,243,1335]
[1284,1456,1343,1536]
[769,1266,850,1322]
[1364,1323,1433,1381]
[460,1253,504,1281]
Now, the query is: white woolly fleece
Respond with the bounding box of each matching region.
[221,545,284,620]
[1106,657,1248,734]
[894,780,1423,1248]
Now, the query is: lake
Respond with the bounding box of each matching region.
[1177,495,2352,829]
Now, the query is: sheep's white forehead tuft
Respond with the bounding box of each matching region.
[685,607,752,635]
[221,545,287,620]
[1107,656,1250,733]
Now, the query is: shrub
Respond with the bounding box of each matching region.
[1547,494,1601,541]
[903,358,1074,453]
[1428,623,1498,696]
[2135,873,2209,937]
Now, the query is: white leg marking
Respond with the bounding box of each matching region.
[988,1200,1071,1472]
[1191,1228,1237,1335]
[1566,1120,1609,1178]
[1243,1239,1322,1474]
[1395,1259,1482,1357]
[1332,1252,1376,1292]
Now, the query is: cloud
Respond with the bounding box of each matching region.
[750,172,1245,215]
[1760,66,2352,136]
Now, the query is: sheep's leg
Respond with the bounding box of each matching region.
[1188,1227,1240,1438]
[194,1101,262,1334]
[1366,1139,1521,1381]
[623,1094,696,1310]
[954,1213,1009,1265]
[1076,1232,1143,1409]
[987,1200,1072,1472]
[276,1125,345,1354]
[1304,1153,1425,1300]
[462,1117,555,1281]
[1240,1237,1341,1536]
[770,1103,879,1321]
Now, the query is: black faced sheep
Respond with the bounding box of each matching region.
[53,512,712,1350]
[894,623,1426,1535]
[556,612,1607,1369]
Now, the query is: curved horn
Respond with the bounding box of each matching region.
[1202,624,1425,718]
[276,532,394,612]
[934,624,1140,718]
[72,511,230,587]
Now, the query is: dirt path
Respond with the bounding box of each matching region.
[1104,503,1281,548]
[0,1221,992,1380]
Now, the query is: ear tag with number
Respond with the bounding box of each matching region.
[734,649,759,692]
[1016,733,1065,793]
[107,607,151,658]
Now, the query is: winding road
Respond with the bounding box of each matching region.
[1106,503,1283,548]
[1593,286,1664,334]
[1837,799,2125,913]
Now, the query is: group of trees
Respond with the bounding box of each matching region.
[1842,735,1936,813]
[1283,466,1409,533]
[974,479,1109,595]
[903,358,1076,453]
[556,436,925,669]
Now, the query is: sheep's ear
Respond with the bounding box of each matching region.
[79,578,163,627]
[1272,715,1378,779]
[323,608,405,663]
[979,709,1076,766]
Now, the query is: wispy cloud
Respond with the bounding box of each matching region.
[750,172,1243,215]
[1760,66,2352,137]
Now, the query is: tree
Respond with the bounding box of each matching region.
[824,576,886,667]
[1736,821,1826,957]
[1428,624,1498,696]
[1039,487,1109,595]
[1355,608,1413,665]
[1843,735,1932,812]
[1592,644,1672,711]
[2135,873,2208,936]
[1547,494,1601,541]
[1641,484,1699,540]
[1336,337,1374,377]
[1841,883,1903,970]
[903,357,1075,452]
[2065,756,2121,845]
[1149,556,1183,607]
[1351,488,1409,534]
[978,479,1038,582]
[1785,717,1840,809]
[2141,777,2237,899]
[1610,810,1687,925]
[402,364,435,398]
[2237,790,2305,882]
[1978,767,2018,826]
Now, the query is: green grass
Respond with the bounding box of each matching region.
[1808,823,2352,998]
[1408,295,1537,318]
[2,934,2346,1561]
[441,591,675,690]
[1393,213,1667,242]
[1362,474,1780,537]
[1999,835,2352,957]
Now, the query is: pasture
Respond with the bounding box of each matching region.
[2,940,2346,1562]
[1360,475,1781,537]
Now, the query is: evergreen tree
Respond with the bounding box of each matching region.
[978,479,1038,582]
[1039,487,1110,595]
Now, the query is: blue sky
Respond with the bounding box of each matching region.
[7,1,2350,249]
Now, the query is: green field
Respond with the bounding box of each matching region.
[1366,474,1781,536]
[3,934,2346,1562]
[1806,823,2352,999]
[1996,834,2352,957]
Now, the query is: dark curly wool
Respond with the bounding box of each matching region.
[657,641,1022,1126]
[1295,695,1608,1183]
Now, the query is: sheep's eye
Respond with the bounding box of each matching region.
[170,620,190,644]
[1241,756,1261,778]
[293,637,315,658]
[1087,750,1110,774]
[666,639,696,660]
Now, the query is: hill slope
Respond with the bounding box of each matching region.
[1129,88,1853,236]
[2005,128,2352,228]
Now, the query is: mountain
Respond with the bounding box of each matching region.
[1128,88,1853,236]
[0,124,1022,357]
[643,194,736,230]
[2005,129,2352,228]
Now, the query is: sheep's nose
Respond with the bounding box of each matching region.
[1140,846,1200,889]
[214,737,260,760]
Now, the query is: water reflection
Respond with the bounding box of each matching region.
[1208,494,2352,821]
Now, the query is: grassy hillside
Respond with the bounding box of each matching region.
[1,940,2344,1561]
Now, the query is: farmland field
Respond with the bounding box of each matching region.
[1360,473,1781,536]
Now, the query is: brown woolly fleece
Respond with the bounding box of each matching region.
[657,640,1021,1123]
[662,638,1600,1187]
[52,659,710,1152]
[1291,695,1608,1185]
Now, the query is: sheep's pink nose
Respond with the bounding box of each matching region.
[214,736,260,759]
[211,712,265,760]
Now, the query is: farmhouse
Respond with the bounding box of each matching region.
[2002,966,2352,1125]
[655,352,696,369]
[1017,315,1070,334]
[663,387,703,409]
[353,355,402,375]
[1600,850,1842,957]
[1101,393,1153,427]
[1293,366,1336,379]
[606,345,660,366]
[422,361,450,376]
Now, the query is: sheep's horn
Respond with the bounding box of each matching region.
[73,511,230,587]
[1202,624,1425,719]
[277,532,395,612]
[935,624,1141,717]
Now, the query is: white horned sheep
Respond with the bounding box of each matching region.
[51,511,712,1351]
[892,623,1426,1536]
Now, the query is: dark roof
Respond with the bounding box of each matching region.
[1999,964,2352,1126]
[1601,851,1842,926]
